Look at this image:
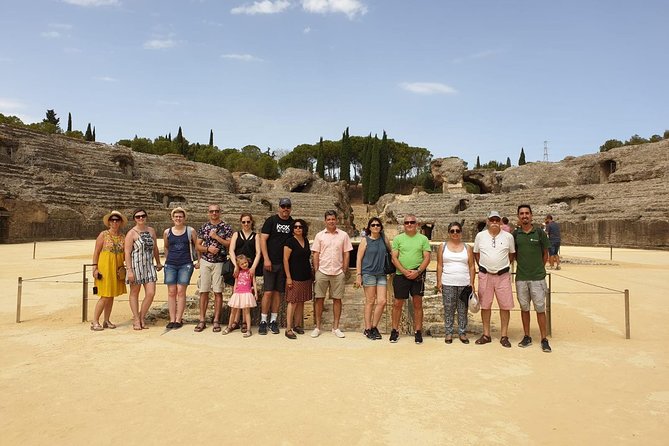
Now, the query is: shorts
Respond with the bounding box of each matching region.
[516,280,547,312]
[477,272,514,310]
[549,242,560,256]
[392,273,425,299]
[199,259,223,293]
[314,271,346,299]
[362,273,387,287]
[263,263,286,293]
[164,263,194,286]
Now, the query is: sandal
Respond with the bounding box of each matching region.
[243,330,252,338]
[221,326,231,335]
[294,326,305,335]
[141,320,149,329]
[241,322,248,333]
[475,334,492,345]
[132,320,142,331]
[444,335,453,344]
[103,321,116,329]
[90,322,104,331]
[459,335,470,344]
[229,322,240,332]
[285,329,297,340]
[213,322,222,333]
[500,336,511,348]
[194,321,206,332]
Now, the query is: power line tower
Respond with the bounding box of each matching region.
[543,140,549,161]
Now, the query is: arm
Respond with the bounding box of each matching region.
[162,229,169,263]
[150,227,162,270]
[92,232,104,279]
[312,251,320,274]
[343,250,350,278]
[542,248,549,266]
[283,245,293,289]
[229,232,239,277]
[355,237,367,288]
[124,230,135,282]
[467,245,476,289]
[250,234,262,275]
[418,250,431,275]
[260,233,271,270]
[190,227,201,268]
[436,243,443,293]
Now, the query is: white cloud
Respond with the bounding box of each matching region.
[41,31,62,39]
[303,26,311,34]
[95,76,118,82]
[63,0,119,6]
[301,0,367,19]
[221,53,263,62]
[231,0,291,15]
[400,82,458,95]
[0,98,26,111]
[143,39,177,50]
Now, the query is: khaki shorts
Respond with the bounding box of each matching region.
[314,271,346,299]
[199,259,223,293]
[516,280,547,312]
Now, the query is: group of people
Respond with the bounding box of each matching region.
[90,199,556,352]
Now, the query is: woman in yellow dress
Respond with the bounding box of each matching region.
[90,210,127,331]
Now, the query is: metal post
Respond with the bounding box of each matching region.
[33,241,36,259]
[624,289,630,339]
[547,273,552,337]
[16,277,23,323]
[82,264,88,323]
[610,245,613,261]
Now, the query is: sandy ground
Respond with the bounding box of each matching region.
[0,241,668,445]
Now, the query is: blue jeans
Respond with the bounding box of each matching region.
[164,263,194,285]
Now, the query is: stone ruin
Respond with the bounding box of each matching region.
[374,140,669,250]
[0,125,353,243]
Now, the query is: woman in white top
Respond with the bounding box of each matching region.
[436,222,476,344]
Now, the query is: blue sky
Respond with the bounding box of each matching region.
[1,0,668,167]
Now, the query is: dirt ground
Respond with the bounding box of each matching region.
[0,241,667,445]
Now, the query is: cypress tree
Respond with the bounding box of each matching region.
[506,157,511,168]
[67,113,72,133]
[92,126,96,142]
[361,133,372,204]
[340,127,351,183]
[379,130,389,196]
[368,135,381,203]
[476,156,481,169]
[84,123,93,141]
[175,127,187,156]
[209,129,214,147]
[316,137,325,178]
[168,132,172,142]
[519,147,526,165]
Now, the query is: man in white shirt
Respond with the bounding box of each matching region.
[473,211,516,348]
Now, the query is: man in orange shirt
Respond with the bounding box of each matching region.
[311,210,353,338]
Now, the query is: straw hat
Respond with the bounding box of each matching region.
[170,207,187,218]
[102,210,128,227]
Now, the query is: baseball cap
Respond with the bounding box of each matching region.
[279,198,292,207]
[488,210,501,219]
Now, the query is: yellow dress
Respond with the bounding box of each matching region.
[95,231,127,297]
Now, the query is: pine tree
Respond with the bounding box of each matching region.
[519,147,526,165]
[476,156,481,169]
[316,137,325,178]
[340,127,351,183]
[84,123,93,141]
[368,136,381,203]
[67,113,72,133]
[44,109,61,132]
[379,130,389,196]
[506,157,511,168]
[209,129,214,147]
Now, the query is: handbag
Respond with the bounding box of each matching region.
[468,291,480,313]
[383,248,395,275]
[221,258,235,286]
[116,266,127,281]
[186,226,198,262]
[459,285,473,303]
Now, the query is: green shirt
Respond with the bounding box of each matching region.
[392,232,431,275]
[514,225,550,281]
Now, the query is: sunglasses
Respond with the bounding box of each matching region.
[293,225,303,229]
[109,218,121,223]
[134,214,147,219]
[280,205,292,209]
[404,220,416,225]
[449,229,462,234]
[208,210,220,213]
[241,220,252,224]
[489,218,501,223]
[370,223,381,227]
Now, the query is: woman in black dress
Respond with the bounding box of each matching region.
[283,219,313,339]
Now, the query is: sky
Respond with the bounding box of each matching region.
[1,0,668,167]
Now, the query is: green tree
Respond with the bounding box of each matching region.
[174,126,188,157]
[599,139,624,152]
[506,157,511,168]
[379,130,389,195]
[92,126,96,142]
[664,130,669,139]
[0,113,25,126]
[625,134,649,145]
[361,134,372,203]
[84,123,93,141]
[648,134,662,143]
[518,147,526,165]
[43,109,61,132]
[316,137,325,178]
[476,156,481,169]
[67,113,72,133]
[368,135,381,203]
[209,129,214,147]
[340,127,351,183]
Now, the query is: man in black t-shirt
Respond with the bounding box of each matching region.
[258,198,294,335]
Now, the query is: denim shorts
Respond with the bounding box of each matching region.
[164,263,194,285]
[362,273,387,287]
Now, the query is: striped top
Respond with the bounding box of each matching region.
[129,230,157,284]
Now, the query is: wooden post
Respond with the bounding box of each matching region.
[547,273,552,337]
[82,265,88,323]
[33,241,36,259]
[610,245,613,261]
[624,289,630,339]
[16,277,22,323]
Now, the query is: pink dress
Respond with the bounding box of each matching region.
[228,270,257,309]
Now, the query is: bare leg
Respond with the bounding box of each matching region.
[213,293,223,326]
[372,285,387,328]
[139,282,156,327]
[93,297,105,325]
[520,310,531,336]
[537,312,548,339]
[243,308,252,334]
[295,301,305,328]
[199,291,210,322]
[332,298,342,330]
[363,286,375,330]
[500,309,510,338]
[270,291,280,314]
[261,291,272,315]
[129,284,142,326]
[481,309,492,337]
[314,298,325,329]
[391,298,404,330]
[286,302,295,331]
[176,284,187,322]
[167,284,177,322]
[411,295,423,331]
[103,297,114,323]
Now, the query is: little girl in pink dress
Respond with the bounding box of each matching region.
[223,255,257,337]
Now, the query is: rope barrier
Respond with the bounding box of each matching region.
[22,271,80,281]
[550,272,625,294]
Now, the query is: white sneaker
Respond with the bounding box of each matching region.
[332,328,345,338]
[310,328,321,338]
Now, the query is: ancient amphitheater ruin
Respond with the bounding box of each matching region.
[1,124,668,250]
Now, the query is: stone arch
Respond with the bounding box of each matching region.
[112,155,134,177]
[599,160,617,182]
[0,208,9,243]
[290,182,310,193]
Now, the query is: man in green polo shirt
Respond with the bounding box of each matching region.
[513,204,552,352]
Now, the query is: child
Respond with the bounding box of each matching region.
[222,254,257,337]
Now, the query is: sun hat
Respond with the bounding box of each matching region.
[102,210,128,227]
[170,207,187,218]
